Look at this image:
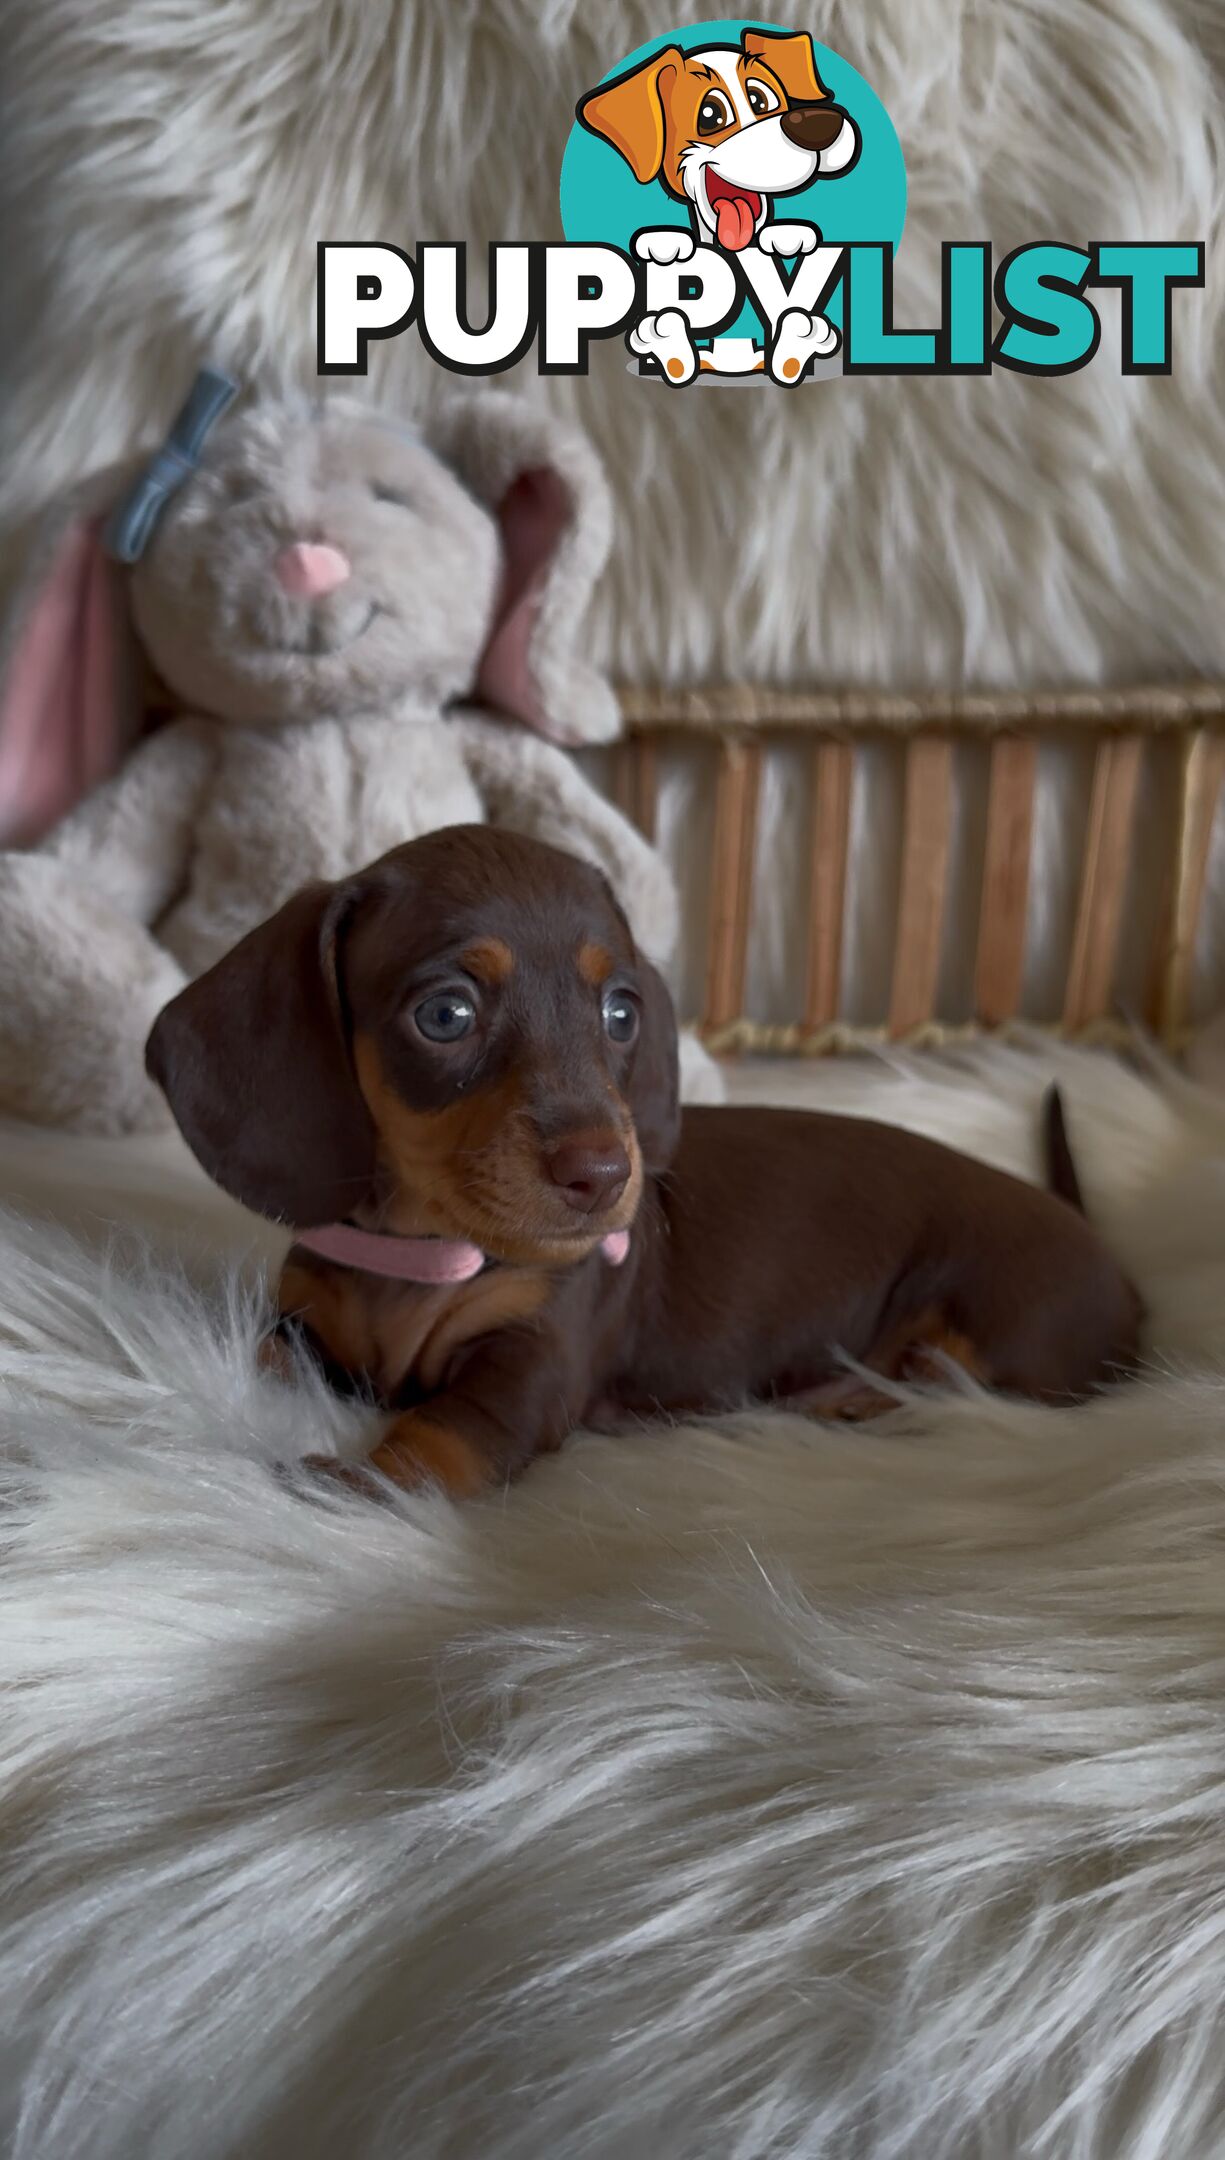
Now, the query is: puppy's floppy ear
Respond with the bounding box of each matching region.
[577,46,684,185]
[741,28,831,105]
[146,881,377,1227]
[629,959,681,1172]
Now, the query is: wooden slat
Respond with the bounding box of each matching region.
[1142,734,1186,1033]
[889,735,954,1038]
[1158,727,1225,1042]
[614,735,658,841]
[803,739,853,1029]
[618,680,1225,737]
[974,734,1038,1026]
[1062,734,1144,1031]
[613,739,635,823]
[703,738,762,1033]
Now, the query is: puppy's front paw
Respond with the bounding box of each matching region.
[628,308,697,384]
[756,222,820,258]
[769,305,839,383]
[633,228,696,266]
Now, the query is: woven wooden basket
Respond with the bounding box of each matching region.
[612,683,1225,1056]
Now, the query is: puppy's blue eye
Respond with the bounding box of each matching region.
[602,992,638,1045]
[414,992,476,1043]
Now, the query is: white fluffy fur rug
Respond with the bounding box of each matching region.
[2,0,1223,690]
[5,1046,1225,2157]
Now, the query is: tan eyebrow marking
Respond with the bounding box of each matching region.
[460,937,514,985]
[578,941,615,987]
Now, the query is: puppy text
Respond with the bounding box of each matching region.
[317,239,1205,383]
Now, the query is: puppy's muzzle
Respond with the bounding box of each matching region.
[545,1130,631,1215]
[780,104,846,152]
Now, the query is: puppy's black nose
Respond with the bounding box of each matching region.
[545,1131,631,1215]
[780,103,846,152]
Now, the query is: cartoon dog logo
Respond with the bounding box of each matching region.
[578,27,859,381]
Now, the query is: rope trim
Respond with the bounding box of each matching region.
[619,681,1225,736]
[694,1016,1184,1057]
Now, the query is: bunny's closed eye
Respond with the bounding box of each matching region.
[222,471,262,504]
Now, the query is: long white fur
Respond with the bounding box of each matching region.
[4,1046,1225,2154]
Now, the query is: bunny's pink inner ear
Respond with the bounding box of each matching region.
[0,518,131,845]
[473,466,580,743]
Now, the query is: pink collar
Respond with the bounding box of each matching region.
[295,1222,630,1284]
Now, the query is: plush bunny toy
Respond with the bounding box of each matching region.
[0,374,689,1134]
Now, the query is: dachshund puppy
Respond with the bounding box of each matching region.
[147,826,1142,1497]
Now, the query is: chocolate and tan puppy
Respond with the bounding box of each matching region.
[147,826,1141,1496]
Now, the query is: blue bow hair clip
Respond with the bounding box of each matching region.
[104,366,239,564]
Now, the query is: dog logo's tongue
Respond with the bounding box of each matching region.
[706,172,762,251]
[716,196,755,249]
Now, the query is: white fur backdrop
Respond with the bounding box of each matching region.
[5,1047,1225,2157]
[2,0,1223,690]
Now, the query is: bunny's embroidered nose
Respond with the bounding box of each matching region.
[273,542,351,597]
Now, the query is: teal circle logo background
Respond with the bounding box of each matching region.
[560,18,907,338]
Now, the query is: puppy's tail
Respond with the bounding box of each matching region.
[1042,1084,1086,1215]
